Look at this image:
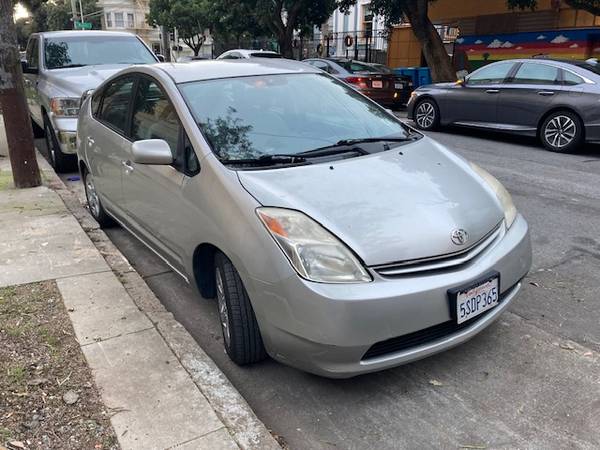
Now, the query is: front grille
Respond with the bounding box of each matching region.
[372,222,504,277]
[361,285,514,361]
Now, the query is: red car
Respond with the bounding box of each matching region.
[303,58,413,109]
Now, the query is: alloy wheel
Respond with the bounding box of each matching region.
[415,101,436,129]
[544,115,576,149]
[85,174,101,219]
[215,267,231,347]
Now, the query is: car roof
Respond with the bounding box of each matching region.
[38,30,136,39]
[224,49,281,56]
[153,58,320,84]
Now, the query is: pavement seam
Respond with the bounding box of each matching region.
[77,325,157,348]
[165,426,229,449]
[39,151,280,450]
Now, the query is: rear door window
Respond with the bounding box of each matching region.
[512,63,560,85]
[97,76,135,135]
[562,70,584,85]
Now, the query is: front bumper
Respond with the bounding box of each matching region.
[247,214,531,378]
[49,116,78,155]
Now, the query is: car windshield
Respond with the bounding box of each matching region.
[570,61,600,76]
[250,52,282,58]
[44,36,156,69]
[179,73,410,163]
[370,64,393,74]
[335,60,377,73]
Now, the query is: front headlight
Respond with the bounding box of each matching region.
[50,97,80,117]
[470,162,517,228]
[257,207,371,283]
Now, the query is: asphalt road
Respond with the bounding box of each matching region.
[51,124,600,450]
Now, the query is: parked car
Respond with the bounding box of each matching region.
[407,58,600,153]
[22,31,159,172]
[216,49,282,60]
[303,57,411,109]
[77,59,531,378]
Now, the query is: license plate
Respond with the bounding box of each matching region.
[372,80,383,88]
[452,276,499,324]
[394,82,404,89]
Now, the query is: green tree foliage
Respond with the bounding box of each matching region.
[18,0,100,33]
[207,0,271,46]
[15,17,32,49]
[147,0,210,55]
[246,0,338,58]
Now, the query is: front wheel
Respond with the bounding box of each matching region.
[540,111,583,153]
[413,98,440,131]
[43,116,75,173]
[82,168,113,228]
[215,252,267,365]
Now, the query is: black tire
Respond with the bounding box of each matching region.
[540,110,584,153]
[31,118,45,138]
[43,115,75,173]
[82,168,114,228]
[413,98,440,131]
[215,252,267,365]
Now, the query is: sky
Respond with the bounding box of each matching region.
[14,3,29,19]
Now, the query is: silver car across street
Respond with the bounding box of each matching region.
[77,59,532,378]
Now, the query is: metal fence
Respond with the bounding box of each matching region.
[212,30,388,64]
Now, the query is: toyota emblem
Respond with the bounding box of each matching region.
[451,229,469,245]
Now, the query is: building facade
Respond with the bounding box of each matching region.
[97,0,161,53]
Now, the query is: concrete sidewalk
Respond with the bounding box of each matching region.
[0,154,279,450]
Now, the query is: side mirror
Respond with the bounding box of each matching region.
[21,61,38,74]
[131,139,173,165]
[155,54,165,62]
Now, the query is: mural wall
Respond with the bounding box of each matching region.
[454,28,600,70]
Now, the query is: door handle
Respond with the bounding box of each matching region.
[485,89,500,94]
[87,137,95,146]
[122,160,134,172]
[538,91,555,96]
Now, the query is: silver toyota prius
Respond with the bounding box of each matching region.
[76,59,532,378]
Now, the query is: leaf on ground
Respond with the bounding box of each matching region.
[529,282,540,287]
[27,378,48,386]
[62,390,79,405]
[428,379,444,386]
[460,445,487,449]
[559,342,575,351]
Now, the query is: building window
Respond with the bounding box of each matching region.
[127,13,134,28]
[363,5,373,37]
[105,13,112,28]
[114,12,124,28]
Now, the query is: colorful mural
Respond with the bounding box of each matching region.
[454,28,600,70]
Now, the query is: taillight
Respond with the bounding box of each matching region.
[345,76,369,89]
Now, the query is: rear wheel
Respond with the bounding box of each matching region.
[43,115,75,173]
[82,168,113,228]
[215,252,267,365]
[540,111,583,153]
[413,98,440,131]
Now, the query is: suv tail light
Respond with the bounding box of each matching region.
[345,76,369,89]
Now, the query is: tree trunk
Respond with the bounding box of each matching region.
[403,0,456,82]
[0,0,41,188]
[278,28,294,59]
[160,26,171,62]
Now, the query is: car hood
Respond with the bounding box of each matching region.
[237,137,505,267]
[44,64,133,97]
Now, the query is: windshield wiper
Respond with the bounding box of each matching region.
[220,154,310,167]
[335,135,419,146]
[54,64,87,69]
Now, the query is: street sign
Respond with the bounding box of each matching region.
[75,21,92,30]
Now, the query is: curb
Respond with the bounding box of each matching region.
[39,154,281,450]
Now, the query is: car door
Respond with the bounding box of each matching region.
[444,61,517,125]
[85,75,136,216]
[23,35,42,125]
[496,61,561,129]
[122,75,198,272]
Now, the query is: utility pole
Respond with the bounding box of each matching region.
[160,25,171,62]
[0,0,41,188]
[70,0,78,28]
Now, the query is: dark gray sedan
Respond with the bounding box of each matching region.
[407,58,600,153]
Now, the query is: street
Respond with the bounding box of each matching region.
[50,126,600,450]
